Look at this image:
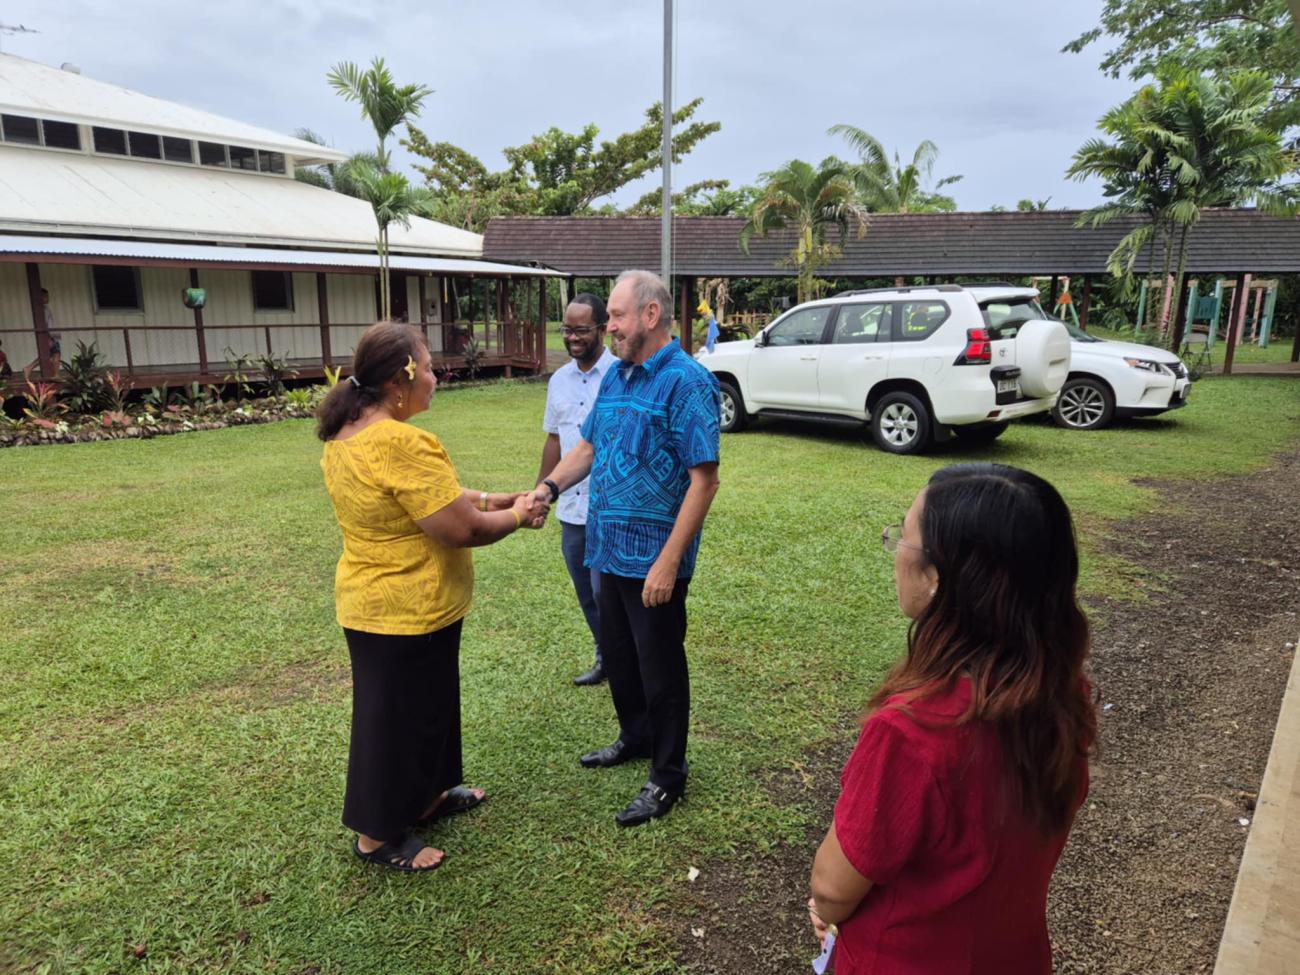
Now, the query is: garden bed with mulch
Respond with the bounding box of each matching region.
[669,450,1300,975]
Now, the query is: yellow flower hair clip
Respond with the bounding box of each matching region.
[404,355,417,381]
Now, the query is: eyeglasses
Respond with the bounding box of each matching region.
[881,524,925,555]
[560,326,600,338]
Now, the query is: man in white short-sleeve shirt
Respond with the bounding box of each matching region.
[538,294,618,686]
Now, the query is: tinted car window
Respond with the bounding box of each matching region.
[833,303,889,344]
[894,301,949,341]
[981,298,1047,339]
[766,306,832,347]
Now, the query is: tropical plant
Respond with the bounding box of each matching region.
[20,368,66,421]
[292,130,384,199]
[1064,0,1300,138]
[105,370,130,413]
[143,386,178,413]
[256,352,300,397]
[1070,66,1300,347]
[829,125,963,213]
[348,164,434,320]
[59,340,113,415]
[402,99,722,229]
[323,364,342,388]
[740,157,868,304]
[326,57,432,172]
[222,348,256,402]
[284,388,316,411]
[173,382,206,411]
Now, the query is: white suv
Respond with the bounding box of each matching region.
[694,285,1071,454]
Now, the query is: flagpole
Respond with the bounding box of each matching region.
[660,0,673,290]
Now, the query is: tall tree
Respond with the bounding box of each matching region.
[1070,66,1299,346]
[1064,1,1300,138]
[327,57,433,171]
[402,98,722,229]
[739,158,868,304]
[326,58,433,320]
[348,167,434,322]
[627,180,759,216]
[828,125,963,213]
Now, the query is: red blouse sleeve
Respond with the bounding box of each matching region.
[833,713,947,886]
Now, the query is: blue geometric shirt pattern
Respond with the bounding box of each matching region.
[580,339,721,579]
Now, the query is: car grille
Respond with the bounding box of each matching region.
[1171,361,1188,379]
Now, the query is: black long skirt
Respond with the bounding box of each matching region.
[341,620,464,841]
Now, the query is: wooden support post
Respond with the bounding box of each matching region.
[417,274,429,343]
[679,279,693,354]
[1079,275,1093,331]
[1234,273,1253,346]
[1222,272,1247,376]
[263,326,273,356]
[190,268,209,376]
[123,328,135,376]
[537,277,547,371]
[1169,277,1193,352]
[496,277,506,353]
[25,263,52,380]
[1259,286,1278,348]
[1208,280,1224,348]
[317,273,332,367]
[1291,319,1300,363]
[1048,274,1060,309]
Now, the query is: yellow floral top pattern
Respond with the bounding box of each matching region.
[321,419,473,635]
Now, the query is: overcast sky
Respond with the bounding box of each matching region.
[5,0,1136,212]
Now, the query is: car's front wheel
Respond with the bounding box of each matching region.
[871,391,932,454]
[1052,377,1115,430]
[718,380,748,433]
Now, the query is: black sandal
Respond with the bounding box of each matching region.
[417,786,485,826]
[352,833,443,873]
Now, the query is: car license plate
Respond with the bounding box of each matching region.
[996,379,1018,394]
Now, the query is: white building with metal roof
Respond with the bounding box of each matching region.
[0,53,553,385]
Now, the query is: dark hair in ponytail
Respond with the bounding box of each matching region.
[316,321,424,441]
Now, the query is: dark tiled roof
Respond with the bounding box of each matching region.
[483,210,1300,277]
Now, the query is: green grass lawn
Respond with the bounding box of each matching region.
[2,375,1299,974]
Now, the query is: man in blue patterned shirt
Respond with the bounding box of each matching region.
[533,269,721,826]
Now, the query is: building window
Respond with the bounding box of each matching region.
[228,145,256,171]
[128,131,162,159]
[41,119,81,150]
[251,271,294,311]
[162,136,193,163]
[91,266,143,312]
[1,113,41,145]
[198,141,228,167]
[93,126,128,155]
[258,151,286,174]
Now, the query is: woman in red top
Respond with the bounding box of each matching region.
[809,463,1095,974]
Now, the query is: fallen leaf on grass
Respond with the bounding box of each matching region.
[692,927,705,938]
[687,866,700,882]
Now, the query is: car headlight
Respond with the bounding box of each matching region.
[1124,357,1166,374]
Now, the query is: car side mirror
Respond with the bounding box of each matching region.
[755,330,767,348]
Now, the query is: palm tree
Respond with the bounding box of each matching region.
[327,58,433,171]
[326,58,433,320]
[739,158,868,304]
[350,165,434,321]
[1149,67,1299,349]
[828,125,963,213]
[1070,67,1299,347]
[292,129,382,199]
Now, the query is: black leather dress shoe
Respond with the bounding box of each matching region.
[615,783,680,827]
[579,739,646,768]
[573,664,606,686]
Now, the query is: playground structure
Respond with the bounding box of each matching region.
[1135,275,1279,348]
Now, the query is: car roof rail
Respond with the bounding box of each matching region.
[831,283,965,298]
[960,281,1025,289]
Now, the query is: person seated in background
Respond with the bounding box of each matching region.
[808,463,1096,974]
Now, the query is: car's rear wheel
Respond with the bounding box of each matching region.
[1052,377,1115,430]
[951,421,1008,444]
[871,391,932,454]
[718,380,748,433]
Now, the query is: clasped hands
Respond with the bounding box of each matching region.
[482,491,550,529]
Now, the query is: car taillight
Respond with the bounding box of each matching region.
[960,328,992,364]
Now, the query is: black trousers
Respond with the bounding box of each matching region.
[341,620,464,841]
[598,572,691,794]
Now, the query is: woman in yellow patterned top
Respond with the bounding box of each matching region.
[317,321,545,872]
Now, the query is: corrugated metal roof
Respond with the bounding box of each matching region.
[0,53,345,164]
[483,211,1300,276]
[0,145,483,257]
[0,234,560,276]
